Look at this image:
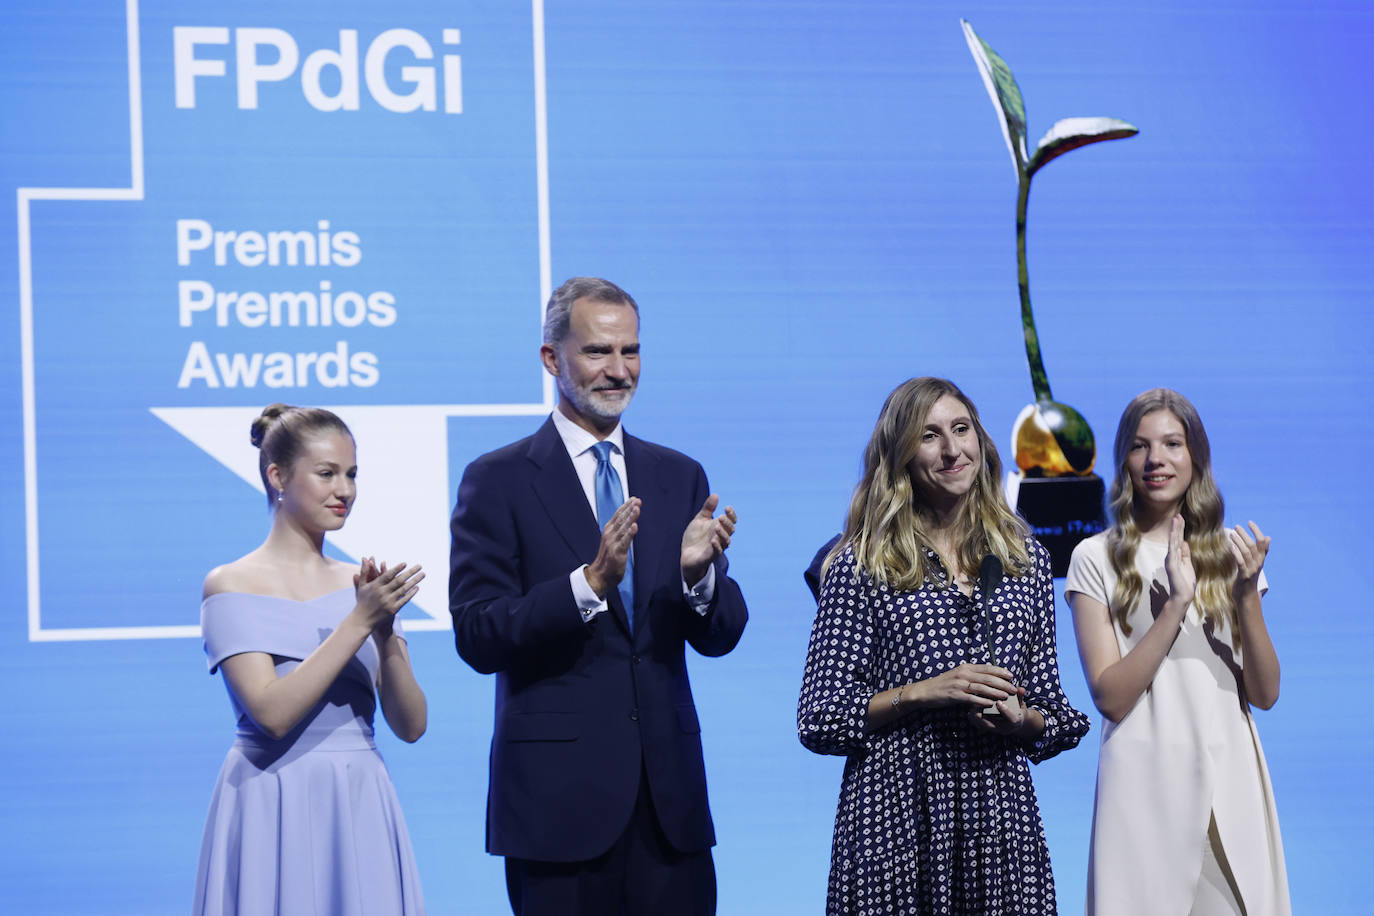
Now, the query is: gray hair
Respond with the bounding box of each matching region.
[542,276,640,346]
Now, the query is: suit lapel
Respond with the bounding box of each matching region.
[528,418,634,637]
[527,419,601,561]
[624,433,670,644]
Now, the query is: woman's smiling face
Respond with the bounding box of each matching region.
[1127,409,1193,517]
[907,394,981,512]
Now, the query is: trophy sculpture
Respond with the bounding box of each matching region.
[962,20,1138,575]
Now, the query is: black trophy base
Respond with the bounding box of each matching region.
[1011,473,1106,577]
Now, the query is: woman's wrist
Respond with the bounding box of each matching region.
[899,681,924,712]
[375,626,407,653]
[339,613,375,642]
[1161,595,1192,621]
[888,683,922,720]
[1016,705,1045,739]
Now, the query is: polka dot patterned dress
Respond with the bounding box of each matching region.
[798,538,1089,915]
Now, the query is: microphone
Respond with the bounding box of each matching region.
[977,554,1004,715]
[977,554,1003,663]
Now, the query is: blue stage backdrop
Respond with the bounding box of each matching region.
[2,1,1370,912]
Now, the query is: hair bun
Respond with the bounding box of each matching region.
[250,403,294,449]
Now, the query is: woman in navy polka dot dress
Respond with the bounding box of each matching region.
[798,377,1089,915]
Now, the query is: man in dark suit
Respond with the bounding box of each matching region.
[449,276,748,916]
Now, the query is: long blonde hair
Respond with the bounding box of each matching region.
[827,377,1031,589]
[1106,388,1237,639]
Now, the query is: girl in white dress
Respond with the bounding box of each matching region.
[1065,388,1289,916]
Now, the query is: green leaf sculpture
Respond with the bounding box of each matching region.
[962,19,1137,476]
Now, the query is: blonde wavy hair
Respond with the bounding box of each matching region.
[1106,388,1237,640]
[826,377,1031,590]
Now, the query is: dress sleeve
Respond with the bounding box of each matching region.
[1063,536,1109,605]
[1020,541,1091,763]
[201,594,301,674]
[797,545,877,756]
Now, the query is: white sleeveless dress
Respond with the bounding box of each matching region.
[1065,533,1289,916]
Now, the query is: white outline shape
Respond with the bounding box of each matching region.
[19,0,554,641]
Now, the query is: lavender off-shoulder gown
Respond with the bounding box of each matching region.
[193,589,425,916]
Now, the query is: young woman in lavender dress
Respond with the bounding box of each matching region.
[193,404,427,916]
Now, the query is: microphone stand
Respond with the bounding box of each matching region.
[977,554,1004,715]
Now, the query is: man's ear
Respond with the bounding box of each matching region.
[540,343,561,377]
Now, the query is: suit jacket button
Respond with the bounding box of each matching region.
[632,655,641,665]
[629,709,639,721]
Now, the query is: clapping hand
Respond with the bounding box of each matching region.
[584,498,641,599]
[354,557,424,635]
[1228,521,1270,595]
[681,494,737,587]
[1164,514,1196,607]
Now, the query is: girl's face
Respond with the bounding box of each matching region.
[271,431,357,532]
[907,394,982,512]
[1126,409,1193,516]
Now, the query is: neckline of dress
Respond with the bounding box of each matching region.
[922,547,976,596]
[205,586,353,604]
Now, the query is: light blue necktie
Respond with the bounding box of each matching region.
[591,441,634,627]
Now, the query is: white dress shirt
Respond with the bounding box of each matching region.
[549,409,715,621]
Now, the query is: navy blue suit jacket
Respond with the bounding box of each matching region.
[449,418,748,862]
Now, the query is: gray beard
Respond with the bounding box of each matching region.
[564,385,633,424]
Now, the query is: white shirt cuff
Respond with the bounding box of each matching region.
[682,564,716,616]
[569,566,609,622]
